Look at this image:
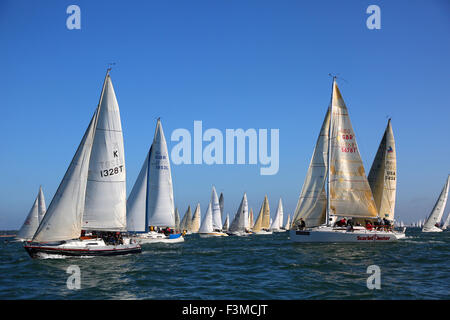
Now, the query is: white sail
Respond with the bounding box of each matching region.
[368,119,397,221]
[270,198,284,230]
[37,186,46,223]
[147,119,175,227]
[198,202,213,233]
[249,208,254,228]
[83,74,127,231]
[284,214,291,230]
[229,193,249,233]
[291,109,330,227]
[33,111,96,242]
[211,186,223,230]
[442,212,450,230]
[223,214,230,231]
[17,187,46,241]
[191,203,201,232]
[126,152,149,232]
[423,175,450,230]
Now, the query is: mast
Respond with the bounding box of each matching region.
[326,76,336,226]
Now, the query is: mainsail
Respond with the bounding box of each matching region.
[174,208,181,231]
[211,186,223,230]
[198,202,213,233]
[368,119,397,221]
[249,208,254,228]
[252,195,270,232]
[17,186,46,241]
[83,73,127,231]
[126,152,149,232]
[229,193,249,233]
[284,214,291,230]
[270,198,283,230]
[219,193,224,224]
[191,203,201,232]
[180,206,193,232]
[423,175,450,230]
[292,79,378,228]
[223,214,230,231]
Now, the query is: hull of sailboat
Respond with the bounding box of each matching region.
[226,231,252,237]
[198,232,228,238]
[289,227,402,243]
[254,230,273,235]
[270,229,286,233]
[131,232,184,244]
[24,239,141,259]
[422,226,443,233]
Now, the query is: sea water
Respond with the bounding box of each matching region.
[0,229,448,299]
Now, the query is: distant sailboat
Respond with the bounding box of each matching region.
[290,77,403,242]
[270,198,285,232]
[16,186,46,242]
[211,186,224,232]
[198,202,228,237]
[441,212,450,231]
[24,70,141,258]
[223,214,230,231]
[127,118,184,244]
[283,214,291,230]
[191,203,201,233]
[219,192,224,225]
[422,175,449,233]
[228,193,252,236]
[180,206,193,234]
[249,208,254,228]
[253,195,272,235]
[174,208,181,231]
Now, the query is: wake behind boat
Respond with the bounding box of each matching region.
[24,69,141,258]
[290,77,404,243]
[126,118,184,244]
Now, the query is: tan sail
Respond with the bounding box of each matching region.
[180,206,193,231]
[292,108,330,227]
[253,195,270,232]
[191,203,201,232]
[368,119,397,221]
[328,81,378,219]
[249,208,254,227]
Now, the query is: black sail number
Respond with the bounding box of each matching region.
[100,165,124,177]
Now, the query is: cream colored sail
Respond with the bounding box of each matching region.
[368,119,397,221]
[174,208,181,231]
[328,80,378,220]
[249,208,254,228]
[191,203,201,232]
[180,206,193,232]
[291,109,330,227]
[253,195,270,232]
[83,74,127,231]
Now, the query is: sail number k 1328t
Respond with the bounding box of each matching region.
[100,165,124,177]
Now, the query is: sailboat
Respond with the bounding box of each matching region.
[126,118,184,244]
[249,208,254,229]
[223,213,230,231]
[198,187,228,237]
[422,175,449,233]
[441,212,450,231]
[180,206,193,235]
[253,195,272,235]
[174,208,181,231]
[227,193,252,236]
[270,198,285,232]
[290,77,402,242]
[16,186,46,242]
[24,70,141,258]
[367,119,406,238]
[283,214,291,230]
[219,192,224,225]
[191,203,201,233]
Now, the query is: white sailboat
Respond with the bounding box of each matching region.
[283,214,291,230]
[126,118,184,244]
[227,193,252,236]
[441,212,450,231]
[290,77,402,242]
[16,186,46,242]
[422,175,450,233]
[223,213,230,231]
[25,70,141,258]
[253,195,272,235]
[198,201,228,237]
[270,198,285,232]
[191,203,201,233]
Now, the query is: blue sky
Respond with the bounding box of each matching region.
[1,0,449,229]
